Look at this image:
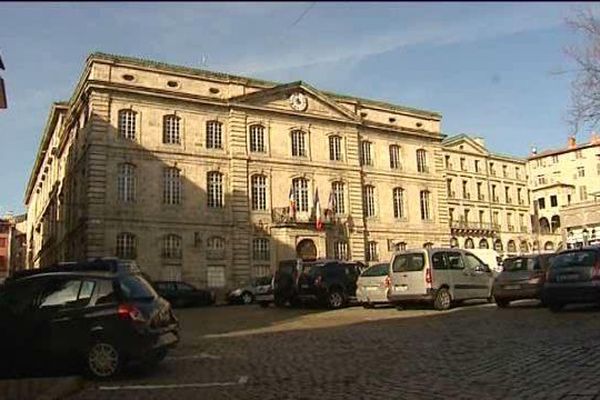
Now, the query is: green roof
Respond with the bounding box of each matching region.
[88,52,441,119]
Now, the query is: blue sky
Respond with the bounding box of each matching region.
[0,2,589,214]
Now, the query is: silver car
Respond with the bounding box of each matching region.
[227,276,273,305]
[388,248,494,311]
[356,263,390,308]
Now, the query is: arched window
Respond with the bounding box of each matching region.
[479,239,489,249]
[551,215,561,234]
[539,217,550,234]
[117,163,136,203]
[363,185,376,217]
[520,240,529,253]
[163,234,182,259]
[252,238,270,261]
[116,232,136,259]
[465,238,475,249]
[206,120,223,149]
[292,177,309,212]
[494,239,503,252]
[163,115,181,144]
[291,130,307,157]
[416,149,428,173]
[251,174,267,211]
[544,241,555,251]
[118,109,136,140]
[393,187,405,219]
[207,171,224,208]
[507,240,517,253]
[450,237,459,248]
[331,181,345,214]
[329,135,342,161]
[163,167,181,205]
[249,124,265,153]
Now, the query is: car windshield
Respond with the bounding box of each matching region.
[551,251,598,269]
[392,253,425,272]
[503,258,535,272]
[119,274,158,300]
[361,263,389,277]
[254,276,272,286]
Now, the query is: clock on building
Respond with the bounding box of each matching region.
[289,92,308,111]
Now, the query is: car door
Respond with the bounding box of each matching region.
[446,251,470,300]
[462,252,493,299]
[344,263,360,297]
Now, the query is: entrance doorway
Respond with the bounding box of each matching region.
[296,239,317,261]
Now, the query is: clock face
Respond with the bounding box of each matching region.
[289,92,308,111]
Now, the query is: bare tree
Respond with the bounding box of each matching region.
[566,7,600,133]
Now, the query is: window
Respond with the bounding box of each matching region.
[580,185,588,201]
[575,150,583,159]
[445,155,451,169]
[253,265,271,278]
[502,165,508,178]
[251,175,267,211]
[474,160,480,172]
[464,253,484,270]
[447,252,464,270]
[163,167,181,205]
[447,179,453,197]
[329,135,342,161]
[507,213,513,230]
[449,208,454,222]
[392,253,425,272]
[119,275,158,300]
[117,163,136,203]
[366,241,378,262]
[479,210,485,224]
[118,109,136,140]
[515,167,521,179]
[207,171,224,208]
[116,232,136,259]
[332,181,345,214]
[163,234,182,259]
[252,238,270,261]
[550,195,558,207]
[334,241,348,260]
[464,208,470,222]
[360,140,372,166]
[39,280,94,308]
[389,145,401,169]
[393,187,405,219]
[432,252,448,270]
[489,162,495,176]
[363,185,376,217]
[477,182,483,200]
[505,186,511,203]
[206,120,223,149]
[460,157,466,171]
[538,198,546,209]
[420,190,431,220]
[493,211,499,225]
[163,115,180,144]
[292,178,309,212]
[552,155,559,163]
[207,266,226,288]
[291,130,307,157]
[462,180,468,199]
[517,188,522,204]
[578,166,585,177]
[207,236,225,251]
[249,124,265,153]
[416,149,427,173]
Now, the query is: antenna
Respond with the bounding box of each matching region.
[199,53,208,68]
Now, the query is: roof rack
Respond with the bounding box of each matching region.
[6,258,141,282]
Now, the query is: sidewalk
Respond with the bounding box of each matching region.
[0,376,85,400]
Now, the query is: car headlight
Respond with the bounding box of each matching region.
[231,289,242,296]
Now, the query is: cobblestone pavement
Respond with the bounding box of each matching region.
[70,300,600,400]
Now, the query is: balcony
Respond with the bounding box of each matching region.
[271,207,339,227]
[450,220,499,235]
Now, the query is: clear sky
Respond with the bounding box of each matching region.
[0,2,589,214]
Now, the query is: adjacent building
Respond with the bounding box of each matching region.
[442,134,531,257]
[25,53,451,290]
[0,214,26,280]
[526,134,600,251]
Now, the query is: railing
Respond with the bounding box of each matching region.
[271,207,338,226]
[450,221,499,231]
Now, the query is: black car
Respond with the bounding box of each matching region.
[543,247,600,312]
[0,258,179,379]
[273,259,365,309]
[154,281,216,308]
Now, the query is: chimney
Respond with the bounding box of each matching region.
[473,136,486,148]
[568,135,577,149]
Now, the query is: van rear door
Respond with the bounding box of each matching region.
[390,252,428,297]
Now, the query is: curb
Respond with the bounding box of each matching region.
[0,376,86,400]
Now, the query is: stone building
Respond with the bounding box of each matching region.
[526,134,600,252]
[24,52,450,290]
[442,134,531,257]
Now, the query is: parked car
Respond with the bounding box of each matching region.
[466,249,504,276]
[542,247,600,312]
[154,281,215,308]
[492,254,554,308]
[256,276,275,307]
[226,276,273,305]
[273,259,365,309]
[356,263,390,308]
[0,258,179,379]
[388,248,494,311]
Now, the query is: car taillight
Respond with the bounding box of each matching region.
[425,268,432,287]
[314,275,323,287]
[592,260,600,281]
[117,304,146,323]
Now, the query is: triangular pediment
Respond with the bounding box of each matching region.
[230,81,359,122]
[443,134,489,156]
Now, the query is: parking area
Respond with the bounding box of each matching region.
[70,301,600,400]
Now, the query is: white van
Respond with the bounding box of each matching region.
[388,248,494,311]
[465,249,503,275]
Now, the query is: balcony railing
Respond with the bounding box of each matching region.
[450,220,499,232]
[271,207,338,226]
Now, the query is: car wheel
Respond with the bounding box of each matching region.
[87,341,121,379]
[495,298,510,308]
[549,303,564,312]
[327,290,345,309]
[241,292,254,305]
[433,288,452,311]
